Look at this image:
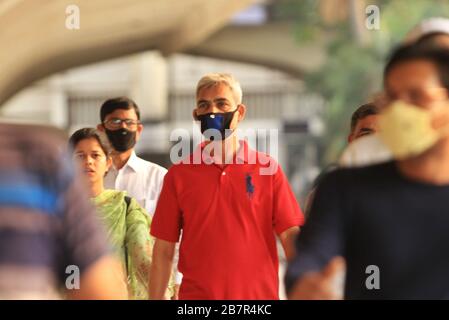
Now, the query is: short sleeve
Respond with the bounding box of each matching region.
[150,168,182,243]
[272,165,305,235]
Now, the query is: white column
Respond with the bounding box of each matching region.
[130,51,168,121]
[48,75,68,128]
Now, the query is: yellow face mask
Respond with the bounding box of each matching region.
[378,100,449,160]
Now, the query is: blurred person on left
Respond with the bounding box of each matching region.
[0,123,127,299]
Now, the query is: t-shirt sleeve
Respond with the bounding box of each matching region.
[284,170,345,293]
[272,164,305,235]
[59,170,111,281]
[150,168,182,243]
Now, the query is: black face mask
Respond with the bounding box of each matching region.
[196,108,239,141]
[105,128,136,152]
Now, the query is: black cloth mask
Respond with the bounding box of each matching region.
[105,128,137,152]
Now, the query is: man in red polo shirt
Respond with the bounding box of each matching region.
[149,73,304,300]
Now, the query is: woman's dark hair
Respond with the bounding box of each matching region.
[100,96,140,123]
[69,127,111,156]
[384,43,449,91]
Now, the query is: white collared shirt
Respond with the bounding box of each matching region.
[104,151,167,216]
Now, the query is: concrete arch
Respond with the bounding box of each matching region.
[0,0,256,106]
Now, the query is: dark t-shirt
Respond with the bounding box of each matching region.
[286,161,449,299]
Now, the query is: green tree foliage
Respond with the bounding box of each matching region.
[277,0,449,164]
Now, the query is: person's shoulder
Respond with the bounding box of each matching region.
[325,161,396,185]
[107,189,140,210]
[339,160,395,175]
[245,145,279,169]
[124,194,150,221]
[164,161,190,177]
[102,189,126,200]
[134,155,168,174]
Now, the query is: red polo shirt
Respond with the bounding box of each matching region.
[151,140,304,299]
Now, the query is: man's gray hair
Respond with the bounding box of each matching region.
[196,73,243,104]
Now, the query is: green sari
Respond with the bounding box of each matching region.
[93,189,153,300]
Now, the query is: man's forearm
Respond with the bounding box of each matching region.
[68,255,128,300]
[280,226,300,261]
[149,240,176,300]
[149,261,172,299]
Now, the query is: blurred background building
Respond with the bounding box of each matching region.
[3,0,449,215]
[0,0,327,204]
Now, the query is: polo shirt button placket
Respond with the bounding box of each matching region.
[221,170,226,182]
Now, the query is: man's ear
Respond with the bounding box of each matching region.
[106,157,112,170]
[237,104,246,122]
[347,134,354,143]
[136,123,143,141]
[105,157,112,176]
[192,109,199,121]
[97,124,105,132]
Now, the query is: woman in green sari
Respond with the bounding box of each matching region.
[69,128,170,299]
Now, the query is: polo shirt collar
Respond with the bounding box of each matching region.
[194,140,255,164]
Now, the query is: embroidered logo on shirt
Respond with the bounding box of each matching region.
[246,174,255,199]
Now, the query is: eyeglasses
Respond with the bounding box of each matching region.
[103,118,140,129]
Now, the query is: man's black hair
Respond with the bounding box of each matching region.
[384,43,449,91]
[100,97,140,123]
[350,103,379,133]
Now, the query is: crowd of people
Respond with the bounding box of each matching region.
[1,17,449,300]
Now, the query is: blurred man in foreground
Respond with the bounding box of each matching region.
[287,44,449,299]
[0,123,127,299]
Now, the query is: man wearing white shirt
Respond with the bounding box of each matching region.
[98,97,182,299]
[97,96,167,216]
